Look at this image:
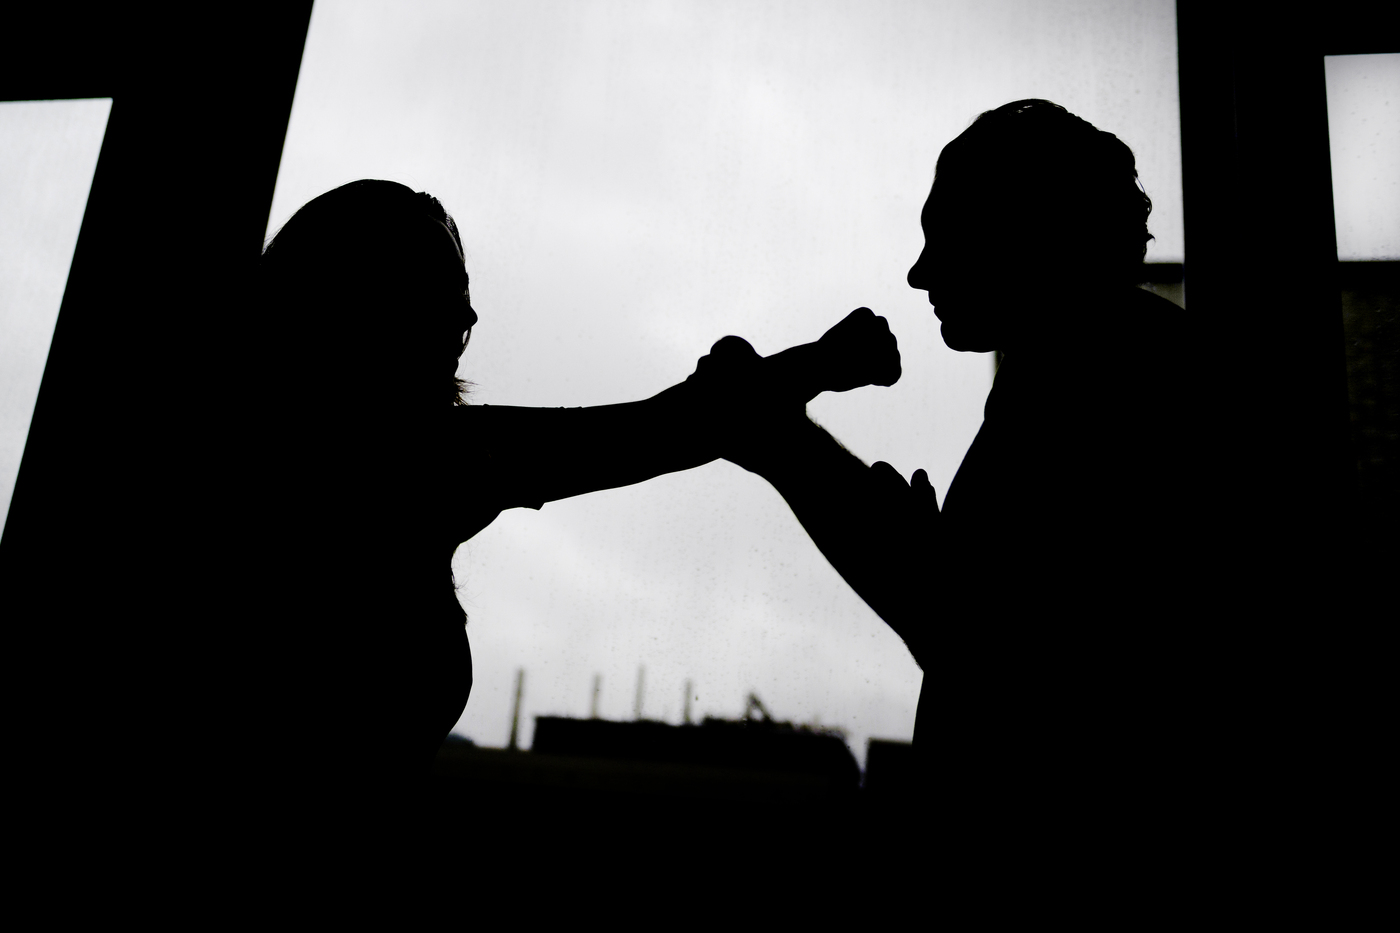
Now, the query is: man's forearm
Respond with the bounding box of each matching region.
[745,417,933,664]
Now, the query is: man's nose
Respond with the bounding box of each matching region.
[907,251,927,290]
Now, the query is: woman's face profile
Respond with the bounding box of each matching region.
[414,220,478,379]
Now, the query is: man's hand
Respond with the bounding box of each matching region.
[689,334,767,393]
[682,334,802,473]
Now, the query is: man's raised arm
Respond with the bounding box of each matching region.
[692,311,938,668]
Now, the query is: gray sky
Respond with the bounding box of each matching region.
[268,0,1189,757]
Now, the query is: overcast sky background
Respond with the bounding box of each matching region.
[3,8,1395,762]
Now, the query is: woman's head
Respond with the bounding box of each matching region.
[260,180,475,406]
[907,100,1154,351]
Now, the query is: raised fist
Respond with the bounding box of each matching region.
[686,309,902,410]
[679,311,902,469]
[813,308,901,393]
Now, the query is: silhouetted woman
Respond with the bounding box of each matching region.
[247,180,897,826]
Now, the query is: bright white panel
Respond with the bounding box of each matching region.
[273,1,1183,759]
[0,98,112,535]
[1326,53,1400,261]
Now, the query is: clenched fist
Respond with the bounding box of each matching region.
[683,308,901,472]
[809,307,902,395]
[690,307,901,405]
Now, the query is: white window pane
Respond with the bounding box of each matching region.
[0,98,112,535]
[1326,53,1400,261]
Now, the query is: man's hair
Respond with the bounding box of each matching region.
[937,99,1153,284]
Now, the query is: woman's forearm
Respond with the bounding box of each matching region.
[461,308,899,511]
[458,385,718,508]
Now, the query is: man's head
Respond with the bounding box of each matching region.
[906,100,1153,352]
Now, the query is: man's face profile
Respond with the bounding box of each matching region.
[908,168,1020,354]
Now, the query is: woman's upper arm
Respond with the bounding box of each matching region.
[449,405,552,512]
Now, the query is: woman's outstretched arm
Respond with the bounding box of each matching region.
[454,386,719,510]
[456,308,903,512]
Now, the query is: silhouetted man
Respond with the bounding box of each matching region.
[699,100,1220,844]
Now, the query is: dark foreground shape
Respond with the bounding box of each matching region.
[421,722,923,893]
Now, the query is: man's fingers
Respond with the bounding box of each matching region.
[911,468,938,520]
[871,463,939,505]
[822,307,875,342]
[873,341,901,387]
[692,334,761,381]
[868,456,912,501]
[871,460,905,485]
[852,311,901,387]
[709,334,759,359]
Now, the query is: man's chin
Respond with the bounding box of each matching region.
[939,321,996,354]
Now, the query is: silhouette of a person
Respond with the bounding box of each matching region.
[693,100,1214,838]
[242,180,898,832]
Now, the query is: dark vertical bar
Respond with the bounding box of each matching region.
[1176,2,1352,560]
[1176,0,1387,852]
[0,4,314,844]
[509,668,525,750]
